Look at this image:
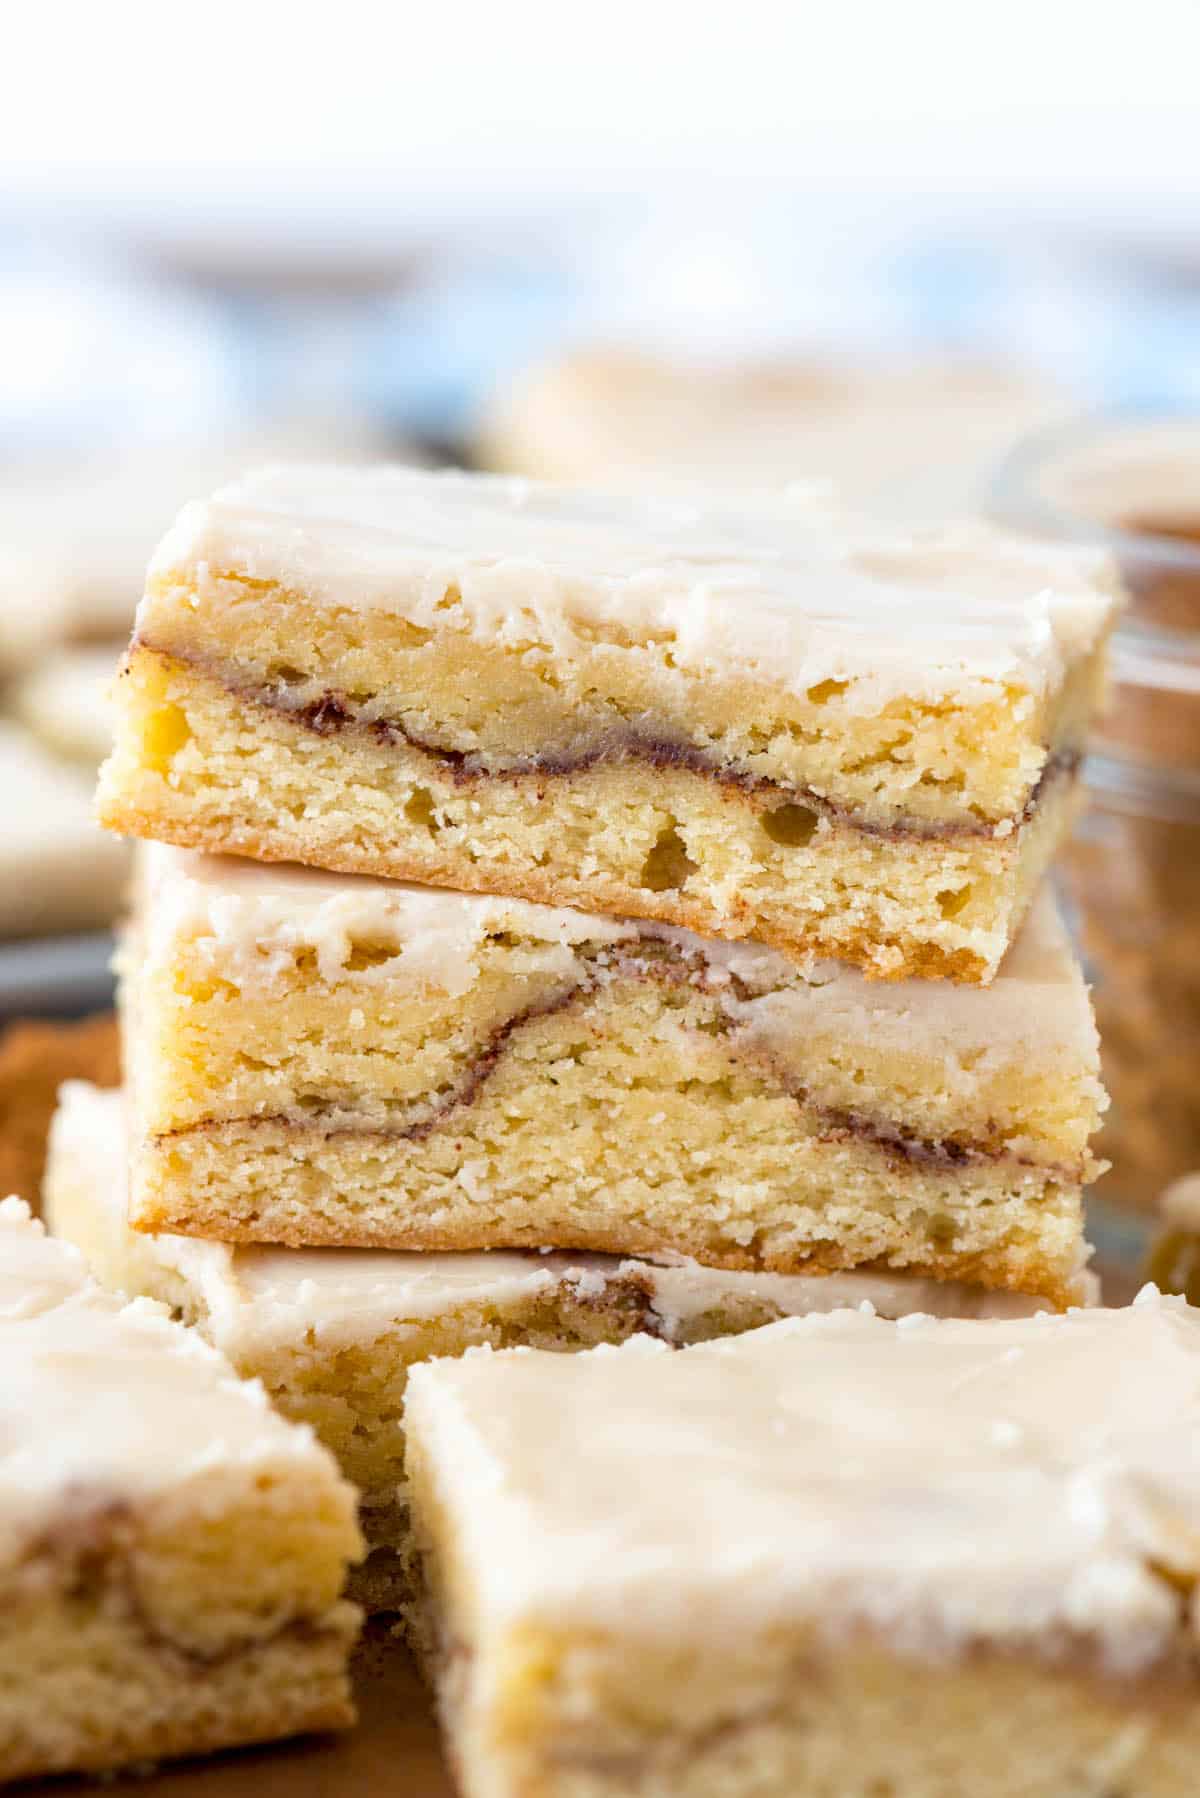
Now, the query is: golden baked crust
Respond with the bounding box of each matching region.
[132,1109,1085,1310]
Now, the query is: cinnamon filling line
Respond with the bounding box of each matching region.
[18,1493,345,1671]
[154,950,1084,1184]
[134,639,1079,845]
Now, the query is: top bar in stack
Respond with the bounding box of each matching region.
[97,466,1121,983]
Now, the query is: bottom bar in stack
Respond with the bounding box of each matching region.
[0,1198,360,1783]
[46,1083,1070,1615]
[404,1299,1200,1798]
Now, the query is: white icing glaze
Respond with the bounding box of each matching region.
[0,1200,90,1324]
[0,1197,347,1569]
[406,1293,1200,1672]
[46,1085,1057,1366]
[144,463,1121,709]
[687,883,1101,1075]
[625,1256,1067,1333]
[137,843,1101,1078]
[138,840,631,1000]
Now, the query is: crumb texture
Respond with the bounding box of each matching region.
[0,1591,357,1781]
[429,1638,1200,1798]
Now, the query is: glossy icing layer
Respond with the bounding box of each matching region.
[407,1293,1200,1673]
[145,464,1121,709]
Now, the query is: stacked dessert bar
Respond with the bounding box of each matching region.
[31,462,1153,1786]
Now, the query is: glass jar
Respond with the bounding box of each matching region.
[990,415,1200,1229]
[1060,752,1200,1217]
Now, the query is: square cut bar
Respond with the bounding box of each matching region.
[96,465,1122,983]
[0,1196,361,1784]
[120,845,1103,1306]
[405,1298,1200,1798]
[477,346,1070,509]
[45,1083,1060,1615]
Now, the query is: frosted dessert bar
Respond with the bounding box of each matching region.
[478,345,1070,516]
[45,1082,1056,1615]
[405,1297,1200,1798]
[96,465,1121,983]
[119,845,1103,1305]
[0,1197,360,1784]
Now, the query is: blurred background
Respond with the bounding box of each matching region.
[2,0,1200,1241]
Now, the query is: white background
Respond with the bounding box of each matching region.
[3,0,1199,244]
